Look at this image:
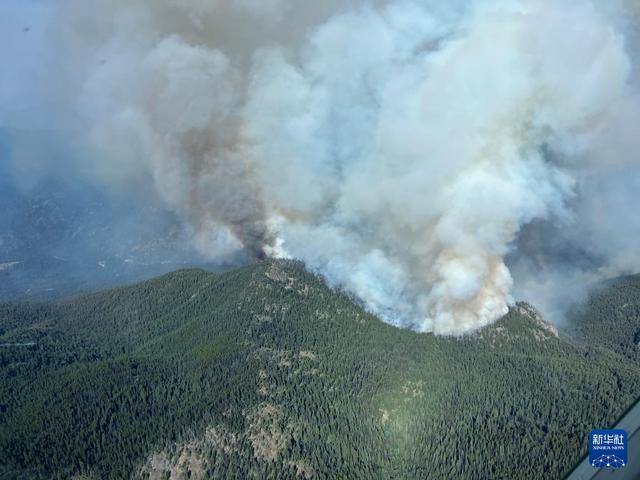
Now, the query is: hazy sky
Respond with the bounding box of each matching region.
[0,0,51,126]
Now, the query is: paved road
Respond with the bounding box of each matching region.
[566,398,640,480]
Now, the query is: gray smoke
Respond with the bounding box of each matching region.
[10,0,640,334]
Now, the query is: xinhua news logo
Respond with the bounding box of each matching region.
[589,429,627,469]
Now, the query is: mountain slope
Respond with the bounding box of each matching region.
[1,260,639,479]
[568,273,640,361]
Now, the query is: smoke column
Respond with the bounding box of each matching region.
[28,0,640,334]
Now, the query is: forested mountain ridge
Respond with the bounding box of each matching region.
[1,260,639,479]
[568,273,640,361]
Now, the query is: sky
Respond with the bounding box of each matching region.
[0,0,51,127]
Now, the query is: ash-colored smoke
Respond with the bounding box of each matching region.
[49,0,640,334]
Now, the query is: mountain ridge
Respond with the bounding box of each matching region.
[1,259,639,479]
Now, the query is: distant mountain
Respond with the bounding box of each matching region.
[1,260,639,479]
[0,175,234,301]
[0,129,236,301]
[567,274,640,361]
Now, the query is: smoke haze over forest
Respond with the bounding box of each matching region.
[2,0,640,334]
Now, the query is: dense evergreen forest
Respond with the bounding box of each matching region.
[1,260,639,479]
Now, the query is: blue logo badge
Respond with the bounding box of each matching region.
[589,429,627,468]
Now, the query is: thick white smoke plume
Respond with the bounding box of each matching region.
[46,0,640,334]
